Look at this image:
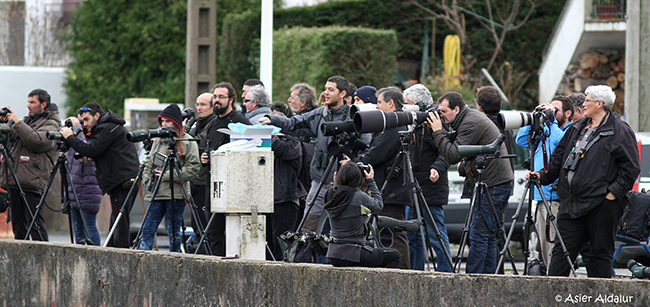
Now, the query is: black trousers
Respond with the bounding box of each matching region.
[378,203,410,269]
[329,246,401,268]
[548,199,625,278]
[266,200,299,260]
[106,185,136,248]
[9,189,47,241]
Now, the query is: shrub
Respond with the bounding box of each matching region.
[273,26,398,100]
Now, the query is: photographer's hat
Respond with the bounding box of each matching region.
[158,104,183,131]
[354,86,378,104]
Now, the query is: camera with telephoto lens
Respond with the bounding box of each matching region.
[497,107,557,131]
[0,107,9,117]
[126,126,177,142]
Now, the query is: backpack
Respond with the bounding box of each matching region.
[617,190,650,243]
[279,230,330,263]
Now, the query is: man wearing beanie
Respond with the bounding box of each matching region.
[61,101,140,248]
[353,85,378,104]
[139,104,200,252]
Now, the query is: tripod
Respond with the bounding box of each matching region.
[381,129,454,271]
[452,150,518,274]
[25,141,93,244]
[497,122,576,276]
[0,136,46,240]
[131,137,210,254]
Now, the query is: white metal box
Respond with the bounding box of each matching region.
[210,150,274,213]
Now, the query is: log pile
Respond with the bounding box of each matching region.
[559,49,625,112]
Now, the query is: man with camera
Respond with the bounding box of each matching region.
[200,82,251,256]
[426,91,513,274]
[0,89,60,241]
[403,84,452,272]
[60,102,139,248]
[357,86,413,269]
[258,76,355,234]
[515,95,574,270]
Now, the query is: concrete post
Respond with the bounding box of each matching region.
[625,0,650,131]
[185,0,216,109]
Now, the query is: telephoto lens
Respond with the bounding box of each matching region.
[46,131,64,140]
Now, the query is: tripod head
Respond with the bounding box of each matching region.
[327,131,367,160]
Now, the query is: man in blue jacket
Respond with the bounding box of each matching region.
[516,95,574,269]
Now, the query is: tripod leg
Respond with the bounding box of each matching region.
[296,155,338,231]
[132,156,170,249]
[453,181,480,273]
[497,180,534,274]
[534,181,576,277]
[24,161,62,240]
[104,165,144,247]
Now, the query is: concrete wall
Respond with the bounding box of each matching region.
[1,240,649,306]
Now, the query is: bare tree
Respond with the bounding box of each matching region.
[25,1,70,66]
[403,0,538,71]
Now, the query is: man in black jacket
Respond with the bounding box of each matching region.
[61,102,139,248]
[200,82,251,256]
[528,85,639,278]
[188,92,215,251]
[359,86,412,269]
[403,84,451,272]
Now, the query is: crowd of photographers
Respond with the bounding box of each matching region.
[0,80,639,278]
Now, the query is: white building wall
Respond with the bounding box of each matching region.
[538,0,585,104]
[0,66,67,119]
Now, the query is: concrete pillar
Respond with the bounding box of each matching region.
[185,0,217,109]
[625,0,650,131]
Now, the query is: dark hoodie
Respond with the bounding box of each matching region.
[325,179,382,245]
[64,110,139,193]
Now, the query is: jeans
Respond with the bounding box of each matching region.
[139,199,186,252]
[466,182,512,274]
[407,205,452,272]
[70,207,101,246]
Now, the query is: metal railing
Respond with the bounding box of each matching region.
[592,0,626,20]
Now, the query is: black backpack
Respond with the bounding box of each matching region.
[617,190,650,243]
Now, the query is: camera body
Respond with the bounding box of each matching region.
[0,107,9,117]
[356,162,370,173]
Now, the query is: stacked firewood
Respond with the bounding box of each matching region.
[559,49,625,112]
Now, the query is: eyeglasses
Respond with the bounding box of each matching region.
[243,99,253,103]
[584,99,599,104]
[213,94,229,100]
